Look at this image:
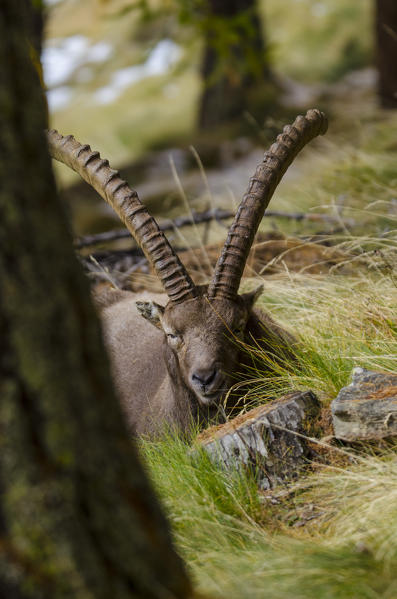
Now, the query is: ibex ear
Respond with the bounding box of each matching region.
[240,284,264,309]
[135,301,165,329]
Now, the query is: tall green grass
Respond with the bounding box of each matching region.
[141,433,397,598]
[243,273,397,400]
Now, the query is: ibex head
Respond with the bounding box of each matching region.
[136,285,263,406]
[47,109,327,416]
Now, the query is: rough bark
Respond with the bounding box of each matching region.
[28,0,44,56]
[198,0,273,129]
[375,0,397,108]
[0,2,191,598]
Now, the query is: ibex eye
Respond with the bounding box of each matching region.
[233,324,244,335]
[167,333,180,342]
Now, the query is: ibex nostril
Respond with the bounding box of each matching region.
[192,369,217,387]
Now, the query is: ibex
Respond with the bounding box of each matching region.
[47,109,327,437]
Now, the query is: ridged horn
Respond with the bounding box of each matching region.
[47,129,197,304]
[207,109,328,301]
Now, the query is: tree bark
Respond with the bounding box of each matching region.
[198,0,273,129]
[28,0,44,56]
[0,2,191,598]
[375,0,397,108]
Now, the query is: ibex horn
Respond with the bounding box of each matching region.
[207,109,328,301]
[47,130,198,304]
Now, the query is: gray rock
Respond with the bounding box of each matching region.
[197,391,320,490]
[331,367,397,442]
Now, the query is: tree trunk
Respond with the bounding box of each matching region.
[0,2,191,598]
[28,0,44,56]
[198,0,273,129]
[375,0,397,108]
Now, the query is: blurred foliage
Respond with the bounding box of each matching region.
[47,0,374,188]
[174,1,267,77]
[106,0,269,89]
[263,0,372,83]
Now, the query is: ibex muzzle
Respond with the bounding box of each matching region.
[47,109,328,437]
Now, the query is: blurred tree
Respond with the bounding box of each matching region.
[0,2,192,598]
[133,0,274,130]
[29,0,44,55]
[192,0,273,129]
[115,0,274,130]
[376,0,397,108]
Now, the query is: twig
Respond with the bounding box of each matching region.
[74,209,353,249]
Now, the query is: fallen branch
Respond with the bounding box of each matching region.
[74,208,351,249]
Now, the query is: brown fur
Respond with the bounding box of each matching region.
[98,286,295,437]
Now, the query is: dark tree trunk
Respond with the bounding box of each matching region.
[376,0,397,108]
[28,0,44,56]
[198,0,273,129]
[0,2,191,598]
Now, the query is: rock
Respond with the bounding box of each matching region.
[197,391,320,490]
[331,367,397,442]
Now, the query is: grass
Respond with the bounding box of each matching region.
[245,273,397,398]
[140,434,397,597]
[136,109,397,598]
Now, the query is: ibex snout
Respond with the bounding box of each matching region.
[190,364,224,403]
[192,367,216,386]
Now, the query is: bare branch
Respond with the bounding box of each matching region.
[74,208,349,249]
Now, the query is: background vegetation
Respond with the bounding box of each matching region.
[46,0,372,171]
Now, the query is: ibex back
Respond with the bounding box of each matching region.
[47,109,328,437]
